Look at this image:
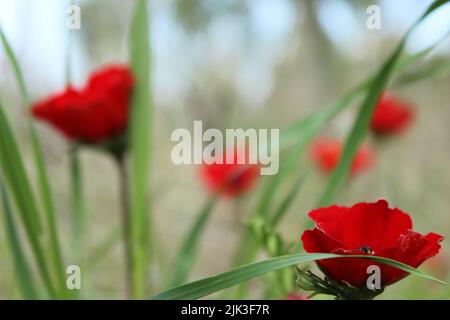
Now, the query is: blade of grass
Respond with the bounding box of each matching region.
[0,28,66,296]
[260,43,437,219]
[169,196,218,287]
[393,57,450,89]
[86,228,122,271]
[228,175,304,299]
[270,174,306,226]
[0,176,39,299]
[152,253,445,300]
[230,90,362,298]
[280,28,450,151]
[318,0,450,207]
[68,145,85,299]
[0,100,55,298]
[318,51,405,206]
[129,0,152,299]
[64,13,85,298]
[69,146,85,257]
[261,25,450,223]
[0,28,29,103]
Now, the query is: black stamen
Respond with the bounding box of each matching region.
[360,246,374,255]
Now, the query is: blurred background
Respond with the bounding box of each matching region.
[1,0,450,299]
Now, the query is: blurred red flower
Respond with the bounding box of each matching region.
[309,137,374,176]
[301,200,443,288]
[286,292,309,300]
[200,148,259,197]
[370,93,414,136]
[32,65,134,144]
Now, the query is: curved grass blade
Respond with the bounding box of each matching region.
[0,28,29,103]
[64,14,86,270]
[394,57,450,89]
[270,174,306,228]
[279,48,446,152]
[129,0,152,299]
[318,0,450,207]
[0,100,55,297]
[232,90,362,298]
[263,13,450,222]
[170,196,218,287]
[260,44,441,219]
[280,27,450,152]
[0,176,39,299]
[231,173,304,299]
[152,253,445,300]
[272,11,450,215]
[0,28,66,295]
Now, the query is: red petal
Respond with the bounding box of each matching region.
[200,148,259,197]
[32,87,87,140]
[301,228,344,253]
[302,229,379,287]
[370,92,415,136]
[350,144,375,176]
[309,138,341,174]
[340,200,412,251]
[85,65,133,134]
[308,205,349,242]
[376,231,443,285]
[302,200,443,288]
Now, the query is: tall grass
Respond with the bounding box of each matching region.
[129,0,152,299]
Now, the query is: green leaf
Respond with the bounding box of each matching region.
[317,0,450,207]
[170,196,218,287]
[0,28,29,103]
[152,253,445,300]
[0,176,39,299]
[129,0,152,299]
[0,99,55,297]
[1,28,66,296]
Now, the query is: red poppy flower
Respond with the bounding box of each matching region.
[302,200,443,288]
[309,138,374,176]
[200,148,260,197]
[370,93,414,136]
[32,65,134,144]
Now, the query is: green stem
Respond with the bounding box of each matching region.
[70,146,84,257]
[116,154,133,299]
[69,145,86,299]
